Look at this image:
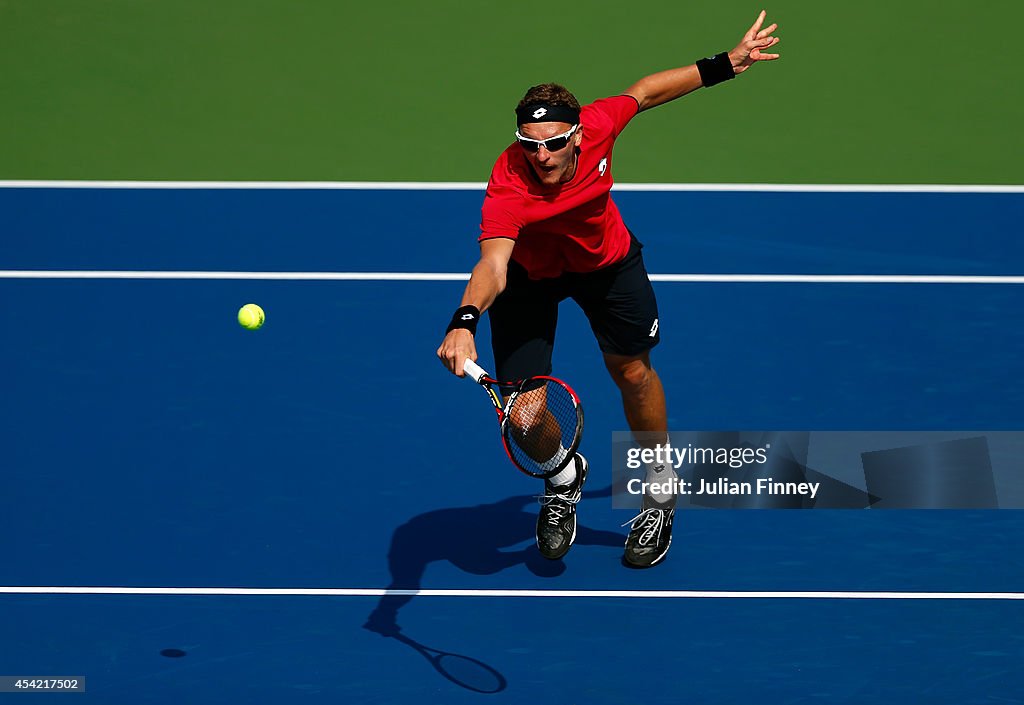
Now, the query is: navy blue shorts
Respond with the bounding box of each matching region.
[488,233,660,382]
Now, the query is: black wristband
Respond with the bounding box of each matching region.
[446,305,481,335]
[696,52,735,88]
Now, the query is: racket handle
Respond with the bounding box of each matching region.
[462,358,488,383]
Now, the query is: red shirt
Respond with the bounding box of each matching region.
[479,95,640,279]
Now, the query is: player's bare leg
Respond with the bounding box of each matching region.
[604,351,677,568]
[506,385,561,464]
[516,384,588,561]
[603,351,667,438]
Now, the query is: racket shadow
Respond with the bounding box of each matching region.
[391,632,508,694]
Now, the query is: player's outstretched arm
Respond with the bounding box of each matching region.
[624,10,780,112]
[437,238,515,377]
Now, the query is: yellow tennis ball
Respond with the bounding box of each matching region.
[237,303,265,330]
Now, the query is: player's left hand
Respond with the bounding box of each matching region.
[729,10,781,75]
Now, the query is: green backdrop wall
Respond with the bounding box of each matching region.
[2,1,1020,183]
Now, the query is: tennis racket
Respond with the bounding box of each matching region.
[462,358,584,479]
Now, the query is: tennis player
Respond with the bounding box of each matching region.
[438,11,780,567]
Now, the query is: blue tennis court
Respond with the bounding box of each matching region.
[1,185,1022,703]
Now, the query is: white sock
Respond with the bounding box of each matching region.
[546,447,576,486]
[645,434,676,505]
[538,444,569,474]
[645,461,677,505]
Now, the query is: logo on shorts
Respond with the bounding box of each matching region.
[598,157,608,176]
[532,107,548,119]
[649,319,659,337]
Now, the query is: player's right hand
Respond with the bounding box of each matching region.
[729,10,781,74]
[437,329,477,377]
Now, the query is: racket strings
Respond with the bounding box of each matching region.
[503,379,581,476]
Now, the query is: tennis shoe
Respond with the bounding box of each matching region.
[536,453,588,560]
[623,493,676,568]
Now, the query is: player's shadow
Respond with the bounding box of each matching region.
[363,485,621,691]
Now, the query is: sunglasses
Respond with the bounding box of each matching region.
[515,124,579,153]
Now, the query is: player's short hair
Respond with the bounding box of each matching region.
[516,84,581,115]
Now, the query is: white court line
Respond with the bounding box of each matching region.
[1,271,1023,284]
[0,586,1021,599]
[0,180,1022,193]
